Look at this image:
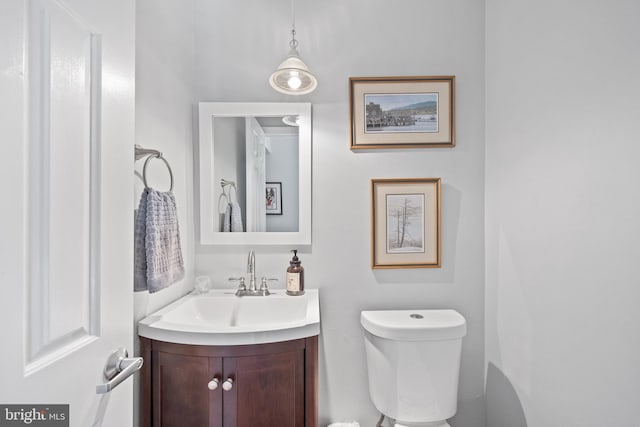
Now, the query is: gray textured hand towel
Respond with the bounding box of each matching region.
[223,202,244,232]
[134,188,185,293]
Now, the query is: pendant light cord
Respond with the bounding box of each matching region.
[291,0,295,30]
[289,0,298,50]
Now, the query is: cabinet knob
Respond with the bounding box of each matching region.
[222,378,234,391]
[207,378,220,391]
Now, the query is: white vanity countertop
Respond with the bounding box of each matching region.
[138,289,320,346]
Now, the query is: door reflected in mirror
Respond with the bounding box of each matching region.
[198,102,311,246]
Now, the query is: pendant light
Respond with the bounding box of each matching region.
[269,0,317,95]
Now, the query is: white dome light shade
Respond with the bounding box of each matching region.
[269,48,317,95]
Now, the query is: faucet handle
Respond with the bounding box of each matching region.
[229,277,246,291]
[260,277,278,290]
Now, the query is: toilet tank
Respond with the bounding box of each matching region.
[361,310,466,423]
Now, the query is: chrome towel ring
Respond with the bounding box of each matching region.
[143,154,174,192]
[220,178,237,200]
[135,145,174,192]
[218,178,237,213]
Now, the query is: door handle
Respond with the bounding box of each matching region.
[96,348,143,394]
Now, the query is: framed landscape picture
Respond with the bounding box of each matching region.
[350,76,455,149]
[265,182,282,215]
[371,178,441,269]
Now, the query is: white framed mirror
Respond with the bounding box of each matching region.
[198,102,311,245]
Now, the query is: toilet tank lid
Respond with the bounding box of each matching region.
[360,309,466,341]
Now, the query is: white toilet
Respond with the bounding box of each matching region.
[361,309,467,427]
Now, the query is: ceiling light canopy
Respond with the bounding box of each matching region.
[282,115,300,126]
[269,0,317,96]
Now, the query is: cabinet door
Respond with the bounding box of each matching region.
[223,350,305,427]
[153,351,223,427]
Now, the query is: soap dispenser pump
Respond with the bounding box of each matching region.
[286,249,305,296]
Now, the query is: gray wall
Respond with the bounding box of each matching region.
[266,134,299,232]
[213,117,247,230]
[485,0,640,426]
[194,0,486,425]
[134,1,197,424]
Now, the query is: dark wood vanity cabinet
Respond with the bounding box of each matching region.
[140,336,318,427]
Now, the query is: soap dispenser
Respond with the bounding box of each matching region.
[286,249,305,296]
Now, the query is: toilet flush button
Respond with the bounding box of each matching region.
[410,314,424,319]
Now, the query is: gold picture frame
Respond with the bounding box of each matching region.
[371,178,441,269]
[350,76,455,150]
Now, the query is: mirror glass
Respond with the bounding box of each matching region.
[198,102,311,245]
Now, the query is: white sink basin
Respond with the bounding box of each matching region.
[138,289,320,345]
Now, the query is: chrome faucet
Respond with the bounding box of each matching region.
[229,250,276,297]
[247,250,257,292]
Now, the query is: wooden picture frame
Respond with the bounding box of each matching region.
[265,182,282,215]
[371,178,441,269]
[350,76,455,149]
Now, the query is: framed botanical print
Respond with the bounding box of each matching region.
[371,178,441,269]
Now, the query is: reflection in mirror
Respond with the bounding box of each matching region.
[198,102,311,246]
[213,116,299,233]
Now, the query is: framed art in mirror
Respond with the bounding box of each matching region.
[266,182,282,215]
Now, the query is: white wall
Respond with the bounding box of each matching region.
[133,1,196,423]
[485,0,640,426]
[266,134,299,232]
[193,0,486,425]
[134,0,196,321]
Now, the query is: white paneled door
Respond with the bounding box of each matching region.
[0,0,135,426]
[245,117,268,232]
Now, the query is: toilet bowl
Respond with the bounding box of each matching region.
[361,309,466,427]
